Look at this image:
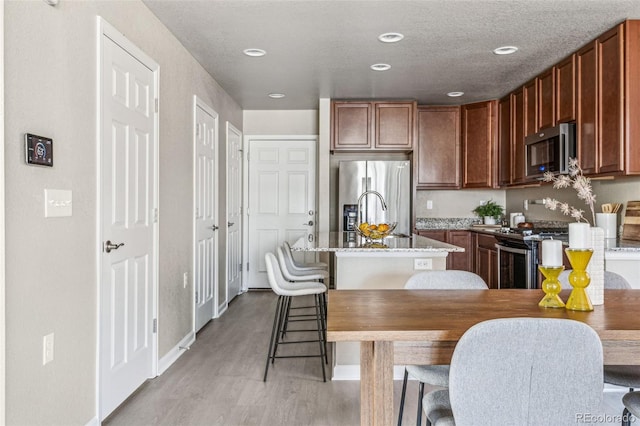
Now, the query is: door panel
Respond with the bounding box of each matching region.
[247,138,317,288]
[100,28,157,420]
[226,124,243,300]
[194,99,219,330]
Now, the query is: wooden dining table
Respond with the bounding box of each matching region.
[326,289,640,426]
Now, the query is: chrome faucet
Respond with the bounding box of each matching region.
[356,190,387,224]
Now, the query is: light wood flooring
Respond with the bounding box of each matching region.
[105,290,630,426]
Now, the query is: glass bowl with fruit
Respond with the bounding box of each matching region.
[355,221,397,242]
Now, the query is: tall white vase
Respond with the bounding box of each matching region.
[586,227,605,305]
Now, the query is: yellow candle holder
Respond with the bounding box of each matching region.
[538,265,565,308]
[564,248,594,312]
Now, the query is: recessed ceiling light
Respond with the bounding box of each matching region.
[268,93,285,99]
[371,63,391,71]
[447,91,465,97]
[243,48,266,57]
[378,32,404,43]
[493,46,518,55]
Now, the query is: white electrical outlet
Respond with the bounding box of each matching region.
[43,333,54,365]
[426,200,433,210]
[183,272,188,288]
[414,258,433,270]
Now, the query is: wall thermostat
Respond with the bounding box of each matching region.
[25,133,53,166]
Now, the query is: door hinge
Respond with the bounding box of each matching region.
[153,318,157,333]
[155,98,159,113]
[238,262,242,272]
[246,263,250,272]
[153,208,159,223]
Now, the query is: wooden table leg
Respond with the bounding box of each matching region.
[360,341,394,426]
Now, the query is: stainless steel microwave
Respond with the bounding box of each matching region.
[525,123,575,178]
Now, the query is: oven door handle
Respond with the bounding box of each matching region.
[495,243,529,256]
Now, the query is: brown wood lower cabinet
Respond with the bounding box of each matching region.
[474,233,498,289]
[416,230,473,272]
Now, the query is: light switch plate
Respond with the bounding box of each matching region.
[44,189,72,217]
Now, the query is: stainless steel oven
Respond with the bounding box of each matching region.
[496,242,535,289]
[494,229,568,290]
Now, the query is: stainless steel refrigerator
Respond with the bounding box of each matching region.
[338,160,411,236]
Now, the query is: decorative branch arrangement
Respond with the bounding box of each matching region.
[541,158,597,225]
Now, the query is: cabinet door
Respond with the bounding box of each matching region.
[447,231,473,272]
[374,102,414,150]
[538,68,556,130]
[415,106,460,188]
[331,102,372,150]
[512,89,526,183]
[462,101,497,189]
[416,230,447,242]
[556,54,576,123]
[497,96,512,187]
[524,79,538,137]
[474,233,498,288]
[577,41,598,174]
[598,24,625,174]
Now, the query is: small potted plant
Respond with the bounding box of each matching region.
[472,200,504,225]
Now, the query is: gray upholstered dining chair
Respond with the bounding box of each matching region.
[424,317,604,425]
[622,391,640,426]
[560,269,640,422]
[398,270,488,426]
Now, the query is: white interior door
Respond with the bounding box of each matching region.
[194,97,219,331]
[247,137,317,288]
[226,123,243,301]
[99,20,158,420]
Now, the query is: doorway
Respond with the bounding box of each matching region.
[193,97,220,331]
[245,136,318,289]
[98,18,159,420]
[226,123,243,301]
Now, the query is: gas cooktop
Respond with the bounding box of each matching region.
[494,227,569,241]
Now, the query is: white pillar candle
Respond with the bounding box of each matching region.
[541,239,563,267]
[569,222,592,249]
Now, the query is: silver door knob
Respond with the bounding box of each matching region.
[303,220,314,226]
[104,240,125,253]
[209,225,219,231]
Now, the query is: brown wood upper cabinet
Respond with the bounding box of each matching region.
[462,100,498,189]
[523,79,537,138]
[497,96,512,187]
[331,100,416,151]
[538,67,556,130]
[556,54,576,123]
[577,23,626,175]
[415,106,460,189]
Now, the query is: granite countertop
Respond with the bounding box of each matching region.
[292,232,465,253]
[415,217,640,252]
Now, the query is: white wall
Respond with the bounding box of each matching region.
[505,177,640,225]
[243,109,318,135]
[4,1,241,424]
[0,1,5,422]
[415,189,506,219]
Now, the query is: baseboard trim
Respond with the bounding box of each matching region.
[158,331,195,375]
[84,416,100,426]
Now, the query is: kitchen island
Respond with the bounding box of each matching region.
[293,232,464,379]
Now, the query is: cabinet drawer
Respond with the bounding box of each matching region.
[476,233,498,250]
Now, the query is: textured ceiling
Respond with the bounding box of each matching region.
[143,0,640,110]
